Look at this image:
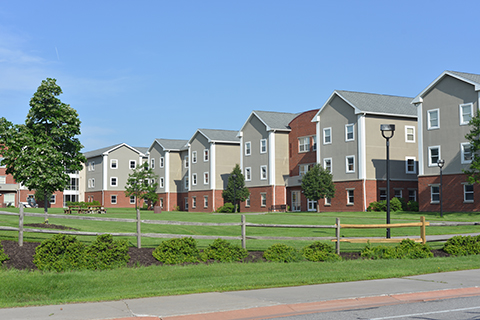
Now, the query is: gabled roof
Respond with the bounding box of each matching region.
[148,139,188,152]
[313,90,416,121]
[189,129,240,144]
[239,110,299,134]
[412,70,480,104]
[83,143,148,159]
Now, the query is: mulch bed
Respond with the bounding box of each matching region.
[0,223,451,271]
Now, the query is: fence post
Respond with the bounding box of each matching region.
[420,216,426,244]
[336,217,340,255]
[241,215,246,249]
[136,209,141,248]
[18,206,24,247]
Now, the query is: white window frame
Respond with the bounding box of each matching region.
[192,173,197,185]
[151,158,155,169]
[91,178,95,188]
[204,149,209,162]
[260,165,267,180]
[245,141,252,156]
[184,155,189,168]
[110,159,118,169]
[111,195,117,204]
[129,160,136,169]
[192,196,196,208]
[160,157,164,168]
[408,189,417,202]
[298,137,310,153]
[405,126,415,143]
[245,195,251,207]
[245,167,251,181]
[159,177,164,188]
[204,195,208,208]
[110,177,118,187]
[260,193,267,207]
[184,177,189,189]
[430,185,440,203]
[406,157,416,174]
[461,142,473,164]
[323,127,332,145]
[346,155,355,173]
[311,135,317,151]
[428,146,441,167]
[0,176,6,184]
[260,139,267,153]
[204,172,209,185]
[50,194,56,204]
[323,158,332,172]
[347,189,354,205]
[192,151,197,163]
[427,109,440,130]
[464,184,474,202]
[130,195,136,204]
[460,103,474,126]
[345,124,354,141]
[394,189,403,198]
[88,161,95,171]
[325,197,331,206]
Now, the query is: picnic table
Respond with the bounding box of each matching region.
[64,205,107,214]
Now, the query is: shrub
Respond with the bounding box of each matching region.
[85,234,130,270]
[389,197,402,212]
[201,238,248,262]
[0,242,9,264]
[152,237,200,264]
[361,239,433,260]
[33,234,87,271]
[407,201,419,212]
[215,203,234,213]
[263,243,303,263]
[398,198,408,211]
[443,235,480,256]
[302,241,341,262]
[367,201,386,212]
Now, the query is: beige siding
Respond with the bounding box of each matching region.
[215,144,240,189]
[274,132,289,186]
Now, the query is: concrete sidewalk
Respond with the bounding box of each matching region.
[1,269,479,320]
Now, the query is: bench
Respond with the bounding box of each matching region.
[269,204,287,212]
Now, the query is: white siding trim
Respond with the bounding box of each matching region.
[210,144,216,190]
[268,132,275,186]
[357,114,366,180]
[316,116,321,164]
[103,154,108,190]
[417,102,424,176]
[165,151,170,192]
[239,135,244,171]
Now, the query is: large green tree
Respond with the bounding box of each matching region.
[0,78,85,218]
[301,164,335,211]
[125,162,159,210]
[464,114,480,183]
[222,164,250,213]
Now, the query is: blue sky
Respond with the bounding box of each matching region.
[1,1,478,152]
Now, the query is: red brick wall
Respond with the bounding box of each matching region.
[187,190,224,212]
[419,174,480,212]
[318,180,365,212]
[19,190,64,208]
[288,109,319,176]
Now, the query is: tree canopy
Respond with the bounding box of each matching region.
[301,164,335,208]
[124,162,159,210]
[222,164,250,212]
[464,114,480,184]
[0,78,85,215]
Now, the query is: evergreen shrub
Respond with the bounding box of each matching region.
[302,241,341,262]
[263,243,303,263]
[85,234,130,270]
[152,237,200,264]
[443,235,480,256]
[201,238,248,262]
[361,239,433,260]
[33,234,87,271]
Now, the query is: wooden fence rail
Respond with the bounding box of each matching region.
[0,208,478,253]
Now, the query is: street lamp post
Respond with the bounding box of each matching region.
[437,159,445,218]
[232,174,237,213]
[381,124,395,239]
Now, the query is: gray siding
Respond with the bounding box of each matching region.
[242,115,269,187]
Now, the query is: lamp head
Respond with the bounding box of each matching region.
[380,124,395,139]
[437,159,445,168]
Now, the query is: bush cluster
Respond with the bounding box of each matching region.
[367,198,419,212]
[201,238,248,262]
[263,243,303,262]
[0,242,9,264]
[263,242,341,263]
[302,242,341,262]
[215,203,234,213]
[33,234,129,272]
[361,239,433,260]
[442,235,480,256]
[152,237,201,264]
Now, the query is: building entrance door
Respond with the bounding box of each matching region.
[291,191,301,211]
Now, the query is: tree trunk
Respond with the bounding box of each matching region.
[43,193,48,223]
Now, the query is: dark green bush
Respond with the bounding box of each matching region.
[201,238,248,262]
[0,242,9,264]
[398,198,408,211]
[361,239,433,260]
[215,203,234,213]
[443,235,480,256]
[302,241,341,262]
[85,234,130,270]
[263,243,303,263]
[152,237,200,264]
[407,201,419,212]
[367,198,402,212]
[33,234,87,271]
[65,201,101,207]
[389,197,402,211]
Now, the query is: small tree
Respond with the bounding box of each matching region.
[222,164,250,212]
[0,78,85,219]
[301,164,335,211]
[125,162,158,210]
[464,113,480,183]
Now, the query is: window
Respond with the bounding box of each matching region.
[50,195,56,204]
[431,185,440,203]
[192,151,197,163]
[460,103,473,125]
[394,189,402,198]
[204,172,209,185]
[428,146,440,167]
[245,167,251,181]
[346,156,355,173]
[298,137,309,152]
[464,184,474,202]
[0,157,5,168]
[129,160,136,169]
[110,177,118,186]
[260,193,267,207]
[408,189,417,202]
[245,195,250,207]
[160,198,164,208]
[160,177,164,188]
[406,157,416,174]
[88,161,95,171]
[379,189,387,201]
[260,139,267,153]
[427,109,439,130]
[204,149,209,162]
[160,157,164,168]
[192,173,197,185]
[111,195,117,204]
[245,142,251,156]
[184,177,189,189]
[192,196,196,208]
[260,165,267,180]
[89,178,95,188]
[405,126,415,143]
[323,128,332,144]
[345,124,354,141]
[347,189,354,205]
[299,164,312,176]
[130,196,135,204]
[323,158,332,172]
[461,143,473,164]
[204,196,208,208]
[312,135,317,151]
[184,156,189,168]
[151,158,155,169]
[185,198,189,210]
[0,176,5,184]
[325,197,331,206]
